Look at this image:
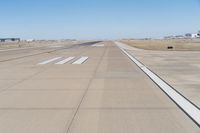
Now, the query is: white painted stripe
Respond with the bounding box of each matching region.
[115,41,142,51]
[142,67,200,125]
[92,44,104,47]
[72,57,88,64]
[38,57,62,65]
[116,42,200,126]
[55,57,75,64]
[120,47,144,68]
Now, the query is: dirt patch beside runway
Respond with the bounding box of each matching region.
[121,39,200,51]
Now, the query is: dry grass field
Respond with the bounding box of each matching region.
[121,39,200,51]
[0,40,79,50]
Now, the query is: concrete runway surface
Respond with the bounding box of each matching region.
[0,41,199,133]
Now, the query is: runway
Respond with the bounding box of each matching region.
[0,41,199,133]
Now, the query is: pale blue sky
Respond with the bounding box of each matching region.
[0,0,200,40]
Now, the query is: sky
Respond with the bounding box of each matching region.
[0,0,200,40]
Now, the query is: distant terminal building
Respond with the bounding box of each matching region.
[185,33,192,38]
[185,33,200,39]
[164,31,200,40]
[191,34,199,38]
[196,31,200,38]
[0,38,20,42]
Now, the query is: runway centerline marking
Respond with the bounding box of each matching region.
[55,57,75,64]
[38,57,62,65]
[72,57,88,64]
[116,41,200,127]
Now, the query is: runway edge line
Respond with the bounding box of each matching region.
[115,41,200,127]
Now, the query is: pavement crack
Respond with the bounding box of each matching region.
[65,43,108,133]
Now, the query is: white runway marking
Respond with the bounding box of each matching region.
[38,57,62,65]
[55,57,75,64]
[115,41,142,51]
[116,41,200,127]
[92,44,104,47]
[72,57,88,64]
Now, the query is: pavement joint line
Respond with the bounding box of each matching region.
[0,108,77,110]
[79,107,178,110]
[0,45,75,63]
[0,68,47,94]
[66,44,108,133]
[0,46,45,52]
[6,89,86,91]
[0,52,51,63]
[115,41,200,128]
[0,107,178,110]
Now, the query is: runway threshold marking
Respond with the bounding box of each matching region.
[116,41,200,127]
[38,57,62,65]
[55,57,75,64]
[72,57,88,64]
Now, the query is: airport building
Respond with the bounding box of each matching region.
[0,38,20,42]
[191,34,199,38]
